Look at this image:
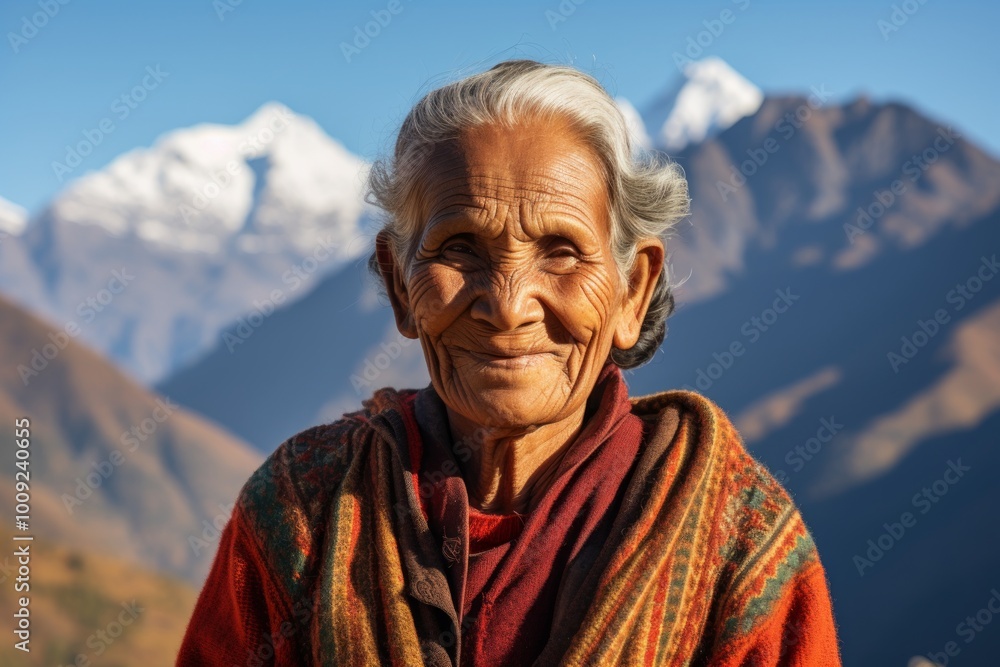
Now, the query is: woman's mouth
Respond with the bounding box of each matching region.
[454,346,553,369]
[477,351,550,368]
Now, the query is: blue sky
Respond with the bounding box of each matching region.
[1,0,997,213]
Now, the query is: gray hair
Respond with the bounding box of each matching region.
[366,59,690,369]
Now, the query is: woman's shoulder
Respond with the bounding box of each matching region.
[230,388,418,576]
[629,387,818,558]
[239,416,365,513]
[628,388,829,648]
[238,386,418,516]
[631,387,789,476]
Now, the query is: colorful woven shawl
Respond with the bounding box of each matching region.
[178,380,841,666]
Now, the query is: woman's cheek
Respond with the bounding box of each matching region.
[554,272,617,342]
[409,272,468,336]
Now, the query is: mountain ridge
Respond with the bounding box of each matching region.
[0,103,376,382]
[0,293,262,583]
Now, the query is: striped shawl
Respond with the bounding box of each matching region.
[178,380,841,666]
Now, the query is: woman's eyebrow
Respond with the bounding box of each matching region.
[419,215,483,248]
[421,210,602,251]
[535,214,602,252]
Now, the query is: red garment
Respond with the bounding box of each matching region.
[176,507,310,664]
[467,505,525,554]
[404,362,645,667]
[176,361,843,665]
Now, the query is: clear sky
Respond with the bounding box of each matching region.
[2,0,997,213]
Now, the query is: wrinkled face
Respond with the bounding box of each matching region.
[378,114,662,430]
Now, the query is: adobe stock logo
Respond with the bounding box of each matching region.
[877,0,930,41]
[852,459,970,577]
[350,335,416,395]
[51,65,170,182]
[771,416,844,485]
[887,254,999,373]
[7,0,72,54]
[843,126,960,244]
[18,268,135,386]
[923,587,1000,666]
[340,0,412,63]
[714,85,833,201]
[544,0,587,31]
[670,0,751,70]
[683,287,800,392]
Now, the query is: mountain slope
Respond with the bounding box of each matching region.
[663,94,1000,302]
[0,530,197,667]
[159,255,430,452]
[0,294,262,583]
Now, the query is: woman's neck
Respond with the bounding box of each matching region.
[446,406,587,515]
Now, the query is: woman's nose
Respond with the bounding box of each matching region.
[469,269,544,331]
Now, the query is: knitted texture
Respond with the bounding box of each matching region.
[413,362,648,666]
[466,506,525,554]
[177,373,841,666]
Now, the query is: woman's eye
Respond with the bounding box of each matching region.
[545,238,581,259]
[550,246,577,258]
[442,241,475,256]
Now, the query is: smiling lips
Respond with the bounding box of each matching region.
[458,345,552,369]
[477,352,550,369]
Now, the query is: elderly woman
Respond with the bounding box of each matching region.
[178,60,841,666]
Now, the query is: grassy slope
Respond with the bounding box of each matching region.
[0,530,197,666]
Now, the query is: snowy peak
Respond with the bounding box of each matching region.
[13,103,377,383]
[49,103,370,255]
[0,197,27,236]
[643,57,763,153]
[615,97,652,151]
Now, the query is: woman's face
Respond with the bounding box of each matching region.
[378,114,663,430]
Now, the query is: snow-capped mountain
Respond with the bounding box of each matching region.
[0,197,46,312]
[641,57,763,153]
[614,97,652,151]
[4,103,375,382]
[47,102,369,255]
[0,196,27,235]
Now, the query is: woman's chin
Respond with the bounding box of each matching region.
[454,382,567,429]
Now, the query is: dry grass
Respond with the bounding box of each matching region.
[0,531,197,666]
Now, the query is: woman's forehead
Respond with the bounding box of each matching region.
[418,174,610,246]
[417,118,610,236]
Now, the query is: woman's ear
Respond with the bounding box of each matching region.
[375,231,418,339]
[612,238,664,350]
